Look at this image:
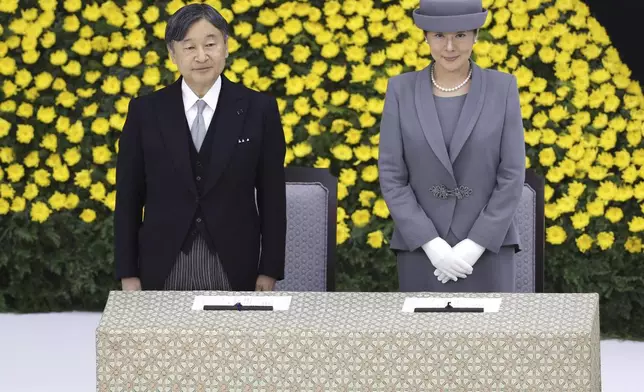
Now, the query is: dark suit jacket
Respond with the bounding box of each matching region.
[114,75,287,290]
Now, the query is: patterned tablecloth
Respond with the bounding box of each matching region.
[96,291,601,391]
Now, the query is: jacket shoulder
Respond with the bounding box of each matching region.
[130,77,278,111]
[387,69,423,93]
[139,82,174,99]
[227,78,277,106]
[127,83,170,110]
[480,67,516,90]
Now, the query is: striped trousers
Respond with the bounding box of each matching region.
[164,233,232,290]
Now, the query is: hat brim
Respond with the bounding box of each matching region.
[412,9,488,32]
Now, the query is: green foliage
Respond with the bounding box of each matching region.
[0,214,118,313]
[2,216,643,340]
[0,0,643,343]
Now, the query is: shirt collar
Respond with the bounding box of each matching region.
[181,76,222,112]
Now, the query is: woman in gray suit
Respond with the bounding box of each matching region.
[378,0,526,292]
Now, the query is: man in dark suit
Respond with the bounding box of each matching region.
[114,4,286,292]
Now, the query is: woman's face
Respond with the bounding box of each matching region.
[426,30,476,73]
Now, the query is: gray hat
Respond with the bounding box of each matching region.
[413,0,488,32]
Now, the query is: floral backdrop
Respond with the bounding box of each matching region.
[0,0,643,338]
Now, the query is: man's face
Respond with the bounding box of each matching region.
[169,18,227,93]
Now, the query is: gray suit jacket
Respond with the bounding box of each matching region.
[378,63,525,254]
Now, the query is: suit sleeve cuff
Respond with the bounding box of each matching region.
[258,261,284,281]
[467,228,501,254]
[115,261,140,281]
[405,227,440,252]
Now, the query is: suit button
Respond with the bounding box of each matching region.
[196,217,202,223]
[196,161,202,167]
[196,176,201,181]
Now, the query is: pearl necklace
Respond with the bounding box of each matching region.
[431,62,472,92]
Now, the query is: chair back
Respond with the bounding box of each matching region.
[513,169,545,292]
[274,167,337,292]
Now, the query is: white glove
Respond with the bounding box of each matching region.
[422,237,473,281]
[436,238,485,283]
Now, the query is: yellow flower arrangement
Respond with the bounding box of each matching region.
[0,0,642,260]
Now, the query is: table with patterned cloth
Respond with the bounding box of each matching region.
[96,291,601,391]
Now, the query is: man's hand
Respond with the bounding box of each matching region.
[121,277,142,291]
[255,275,276,291]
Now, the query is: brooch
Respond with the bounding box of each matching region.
[430,184,473,200]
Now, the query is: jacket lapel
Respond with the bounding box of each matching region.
[414,67,454,178]
[201,76,248,196]
[156,78,197,195]
[449,63,486,163]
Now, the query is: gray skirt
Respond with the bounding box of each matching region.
[164,233,232,291]
[396,231,515,293]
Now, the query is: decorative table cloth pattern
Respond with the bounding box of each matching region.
[96,291,600,391]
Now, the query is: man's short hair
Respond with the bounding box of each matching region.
[165,4,230,48]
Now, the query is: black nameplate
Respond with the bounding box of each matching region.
[414,307,484,313]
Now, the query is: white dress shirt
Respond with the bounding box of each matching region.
[181,76,222,134]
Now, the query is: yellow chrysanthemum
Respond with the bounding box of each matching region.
[546,225,567,245]
[624,236,642,253]
[367,230,384,249]
[576,234,593,253]
[30,201,51,223]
